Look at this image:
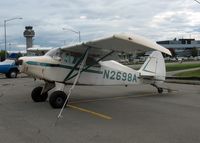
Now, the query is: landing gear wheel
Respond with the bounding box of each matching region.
[158,88,163,94]
[31,86,48,102]
[49,91,68,108]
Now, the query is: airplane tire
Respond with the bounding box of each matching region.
[158,88,163,94]
[31,86,48,102]
[49,91,68,108]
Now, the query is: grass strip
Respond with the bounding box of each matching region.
[166,63,200,72]
[174,69,200,77]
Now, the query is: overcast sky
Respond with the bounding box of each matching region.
[0,0,200,51]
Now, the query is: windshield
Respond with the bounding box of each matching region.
[45,48,61,58]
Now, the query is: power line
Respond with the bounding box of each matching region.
[194,0,200,5]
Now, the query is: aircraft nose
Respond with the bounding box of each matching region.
[17,57,27,73]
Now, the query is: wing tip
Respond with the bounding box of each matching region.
[167,51,172,56]
[162,48,172,56]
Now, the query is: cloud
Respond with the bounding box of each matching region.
[150,12,176,27]
[0,0,199,51]
[150,10,200,28]
[80,16,87,20]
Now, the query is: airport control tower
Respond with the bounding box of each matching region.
[23,26,35,49]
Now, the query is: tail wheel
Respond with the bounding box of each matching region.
[158,88,163,94]
[49,91,68,108]
[31,86,48,102]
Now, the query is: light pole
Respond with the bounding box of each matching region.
[62,28,81,43]
[4,17,23,59]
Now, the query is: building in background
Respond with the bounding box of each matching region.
[157,38,200,57]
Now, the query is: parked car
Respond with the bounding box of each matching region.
[0,59,19,78]
[194,56,200,60]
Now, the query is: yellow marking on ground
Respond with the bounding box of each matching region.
[67,104,112,120]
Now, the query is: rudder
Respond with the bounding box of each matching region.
[138,51,166,81]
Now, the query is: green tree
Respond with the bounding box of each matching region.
[16,52,22,59]
[0,51,6,61]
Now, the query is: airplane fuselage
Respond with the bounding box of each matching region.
[20,55,142,86]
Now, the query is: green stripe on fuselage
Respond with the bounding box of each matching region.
[26,61,103,74]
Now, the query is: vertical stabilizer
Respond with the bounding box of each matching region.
[138,51,166,81]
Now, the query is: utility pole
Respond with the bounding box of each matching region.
[194,0,200,4]
[4,17,22,59]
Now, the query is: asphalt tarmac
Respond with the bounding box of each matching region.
[0,76,200,143]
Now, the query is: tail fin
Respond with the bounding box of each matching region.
[138,51,166,81]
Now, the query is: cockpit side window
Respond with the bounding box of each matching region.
[47,49,100,67]
[86,57,100,67]
[60,52,80,65]
[62,53,74,64]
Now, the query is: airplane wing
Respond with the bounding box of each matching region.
[61,33,171,56]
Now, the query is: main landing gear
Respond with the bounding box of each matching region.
[31,82,68,108]
[49,90,68,108]
[31,48,89,109]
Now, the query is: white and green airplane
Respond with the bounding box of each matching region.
[19,34,171,108]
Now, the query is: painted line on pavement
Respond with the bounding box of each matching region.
[68,104,112,120]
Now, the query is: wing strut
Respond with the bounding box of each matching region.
[65,50,115,81]
[56,48,114,120]
[64,46,90,81]
[57,48,89,119]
